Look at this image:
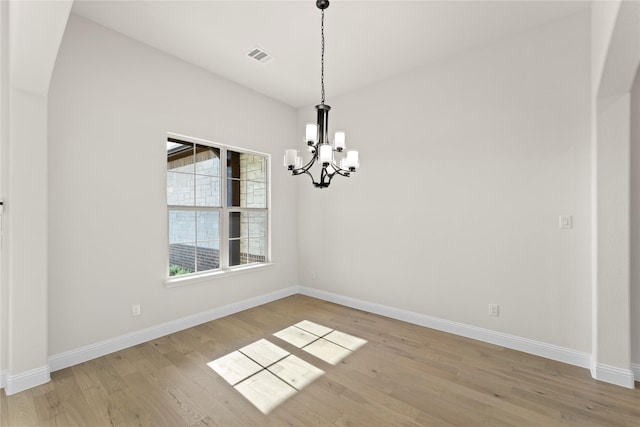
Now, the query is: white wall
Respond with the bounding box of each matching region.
[591,1,621,97]
[298,11,591,352]
[589,0,621,373]
[595,92,631,371]
[47,14,298,356]
[9,89,48,374]
[0,0,8,385]
[631,66,640,367]
[2,0,71,394]
[591,0,639,387]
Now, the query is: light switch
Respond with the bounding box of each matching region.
[559,215,572,229]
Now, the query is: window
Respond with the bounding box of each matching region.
[167,136,269,277]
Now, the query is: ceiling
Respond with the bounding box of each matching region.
[71,1,590,108]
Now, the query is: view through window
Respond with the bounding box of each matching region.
[167,137,268,277]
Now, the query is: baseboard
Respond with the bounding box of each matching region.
[18,285,638,395]
[299,286,592,370]
[592,363,635,389]
[0,369,7,389]
[632,363,640,382]
[5,365,50,395]
[49,286,299,373]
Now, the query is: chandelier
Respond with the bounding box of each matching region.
[283,0,359,188]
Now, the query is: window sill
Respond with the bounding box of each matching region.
[165,263,274,288]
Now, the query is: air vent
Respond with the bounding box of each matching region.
[247,47,274,64]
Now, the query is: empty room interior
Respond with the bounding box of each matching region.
[2,0,640,425]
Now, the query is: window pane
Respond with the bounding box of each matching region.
[169,206,196,275]
[227,179,268,208]
[228,211,266,266]
[245,181,266,208]
[229,152,267,181]
[167,141,194,173]
[198,240,220,249]
[195,206,220,272]
[167,172,194,206]
[227,150,241,179]
[229,212,265,239]
[248,238,265,262]
[227,151,267,208]
[169,244,195,276]
[229,239,242,266]
[195,145,221,176]
[240,212,249,238]
[227,178,241,207]
[169,210,195,243]
[242,154,267,182]
[229,212,241,238]
[197,211,220,242]
[247,211,266,240]
[196,175,221,207]
[196,242,219,272]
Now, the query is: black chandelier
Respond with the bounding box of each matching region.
[284,0,359,188]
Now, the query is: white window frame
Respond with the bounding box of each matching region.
[165,132,272,287]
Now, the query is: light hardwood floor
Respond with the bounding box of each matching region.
[2,294,640,426]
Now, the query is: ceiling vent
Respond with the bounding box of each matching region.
[247,47,274,64]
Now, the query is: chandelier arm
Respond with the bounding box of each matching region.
[293,156,322,186]
[331,165,351,177]
[291,153,318,175]
[321,166,332,186]
[325,168,339,187]
[308,167,326,188]
[324,169,333,187]
[329,159,352,176]
[303,169,322,187]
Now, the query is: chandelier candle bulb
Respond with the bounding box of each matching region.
[334,131,346,151]
[306,123,319,145]
[345,150,359,170]
[284,149,298,168]
[319,144,333,165]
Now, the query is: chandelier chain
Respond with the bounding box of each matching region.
[321,9,325,104]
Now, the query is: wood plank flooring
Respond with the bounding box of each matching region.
[2,294,640,426]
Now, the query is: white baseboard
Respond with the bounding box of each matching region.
[0,369,7,389]
[592,363,635,389]
[298,286,592,370]
[632,363,640,382]
[49,286,298,373]
[13,284,637,395]
[5,365,50,395]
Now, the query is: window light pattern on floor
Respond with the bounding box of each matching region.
[207,322,366,414]
[273,320,367,365]
[207,338,323,414]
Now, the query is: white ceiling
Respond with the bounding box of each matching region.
[71,0,590,108]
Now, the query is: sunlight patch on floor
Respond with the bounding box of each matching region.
[207,321,366,414]
[274,320,368,365]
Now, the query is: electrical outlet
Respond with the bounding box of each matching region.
[489,304,499,317]
[132,304,141,317]
[311,271,316,280]
[559,215,572,229]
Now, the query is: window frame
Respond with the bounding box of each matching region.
[165,132,271,286]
